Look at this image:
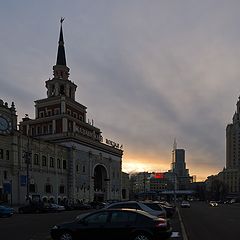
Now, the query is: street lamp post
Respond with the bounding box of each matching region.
[24,136,31,203]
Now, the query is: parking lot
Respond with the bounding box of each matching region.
[0,207,184,240]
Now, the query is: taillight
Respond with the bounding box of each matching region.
[155,219,167,228]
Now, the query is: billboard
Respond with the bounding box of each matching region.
[154,172,164,179]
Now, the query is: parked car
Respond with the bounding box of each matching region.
[180,201,190,208]
[209,201,218,207]
[46,203,65,212]
[152,201,176,218]
[18,202,48,214]
[51,208,172,240]
[0,205,15,217]
[73,203,92,210]
[105,201,166,218]
[90,201,107,209]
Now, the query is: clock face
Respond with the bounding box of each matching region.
[0,115,12,134]
[0,116,8,131]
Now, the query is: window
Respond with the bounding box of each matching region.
[6,150,9,160]
[84,212,108,224]
[29,184,36,193]
[60,85,65,95]
[42,155,47,166]
[43,125,47,134]
[54,108,60,115]
[144,202,164,211]
[31,127,35,136]
[76,164,79,172]
[3,170,7,180]
[47,110,52,116]
[59,185,65,194]
[34,154,39,165]
[49,124,53,133]
[110,211,136,223]
[0,149,3,159]
[63,160,67,169]
[108,203,141,210]
[57,159,61,169]
[45,184,52,193]
[39,111,44,118]
[83,165,85,173]
[73,112,77,118]
[50,157,54,168]
[37,126,41,134]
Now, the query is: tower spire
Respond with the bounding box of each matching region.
[56,17,66,66]
[52,18,70,80]
[173,138,177,151]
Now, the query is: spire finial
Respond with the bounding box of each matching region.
[56,17,67,66]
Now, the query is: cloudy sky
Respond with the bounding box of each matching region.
[1,1,240,181]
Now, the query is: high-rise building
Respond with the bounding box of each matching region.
[223,96,240,195]
[169,140,192,190]
[226,96,240,169]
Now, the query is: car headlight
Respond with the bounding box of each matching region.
[52,225,59,230]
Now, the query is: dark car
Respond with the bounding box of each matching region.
[0,205,15,217]
[51,208,172,240]
[89,201,107,209]
[18,202,48,213]
[106,201,166,218]
[154,201,176,218]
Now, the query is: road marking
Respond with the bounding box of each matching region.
[177,207,188,240]
[171,232,180,237]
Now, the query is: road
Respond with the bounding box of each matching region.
[0,210,88,240]
[179,201,240,240]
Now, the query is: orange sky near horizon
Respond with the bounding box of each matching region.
[122,152,221,182]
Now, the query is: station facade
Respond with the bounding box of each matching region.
[0,20,123,205]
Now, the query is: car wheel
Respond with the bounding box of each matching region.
[59,232,73,240]
[132,233,152,240]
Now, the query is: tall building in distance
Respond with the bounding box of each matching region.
[169,140,192,190]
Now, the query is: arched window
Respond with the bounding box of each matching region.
[29,183,36,193]
[34,154,39,165]
[57,159,61,169]
[63,160,67,169]
[60,85,65,95]
[42,155,47,166]
[59,185,65,194]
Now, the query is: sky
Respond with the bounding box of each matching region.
[1,1,240,181]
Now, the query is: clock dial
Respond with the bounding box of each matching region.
[0,116,9,131]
